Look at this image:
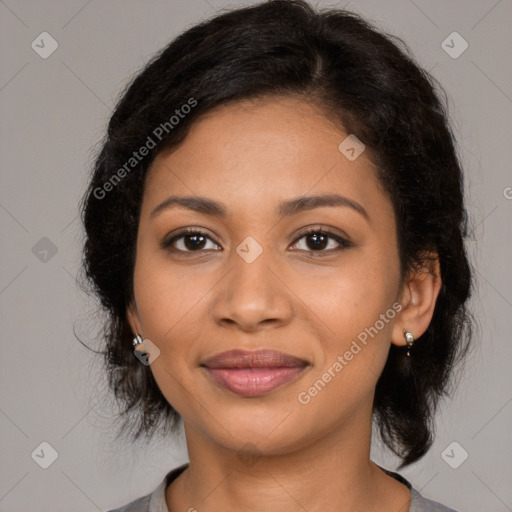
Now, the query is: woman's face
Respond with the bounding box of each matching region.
[127,96,407,456]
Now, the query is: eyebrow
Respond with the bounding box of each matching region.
[149,193,369,221]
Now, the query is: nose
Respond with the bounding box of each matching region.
[211,245,294,332]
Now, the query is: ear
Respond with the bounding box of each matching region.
[391,252,442,347]
[126,299,143,336]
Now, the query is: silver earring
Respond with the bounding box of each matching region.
[404,331,414,357]
[133,333,146,354]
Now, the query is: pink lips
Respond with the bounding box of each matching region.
[201,349,309,397]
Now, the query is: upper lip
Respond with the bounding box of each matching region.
[201,349,309,369]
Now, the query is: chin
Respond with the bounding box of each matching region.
[204,408,316,454]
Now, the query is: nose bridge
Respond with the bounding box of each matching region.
[211,235,293,329]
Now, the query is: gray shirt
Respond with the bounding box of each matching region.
[106,463,458,512]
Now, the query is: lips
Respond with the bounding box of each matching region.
[200,349,309,397]
[201,349,308,369]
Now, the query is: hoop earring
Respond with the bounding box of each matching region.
[404,331,415,357]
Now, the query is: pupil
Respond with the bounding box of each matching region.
[308,233,327,250]
[185,234,206,250]
[182,233,329,251]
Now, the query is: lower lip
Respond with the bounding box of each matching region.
[202,366,306,397]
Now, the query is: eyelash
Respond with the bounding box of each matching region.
[160,226,352,256]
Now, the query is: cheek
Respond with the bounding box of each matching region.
[296,282,397,417]
[297,250,400,386]
[296,250,399,335]
[133,259,205,413]
[133,244,208,336]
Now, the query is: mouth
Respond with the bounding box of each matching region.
[200,349,310,397]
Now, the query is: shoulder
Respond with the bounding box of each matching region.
[410,487,459,512]
[104,462,189,512]
[380,466,459,512]
[105,493,151,512]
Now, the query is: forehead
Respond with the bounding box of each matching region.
[143,96,390,223]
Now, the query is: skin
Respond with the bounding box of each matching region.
[126,95,442,512]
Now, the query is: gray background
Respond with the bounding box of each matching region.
[0,0,511,511]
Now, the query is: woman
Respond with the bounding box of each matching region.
[80,1,473,510]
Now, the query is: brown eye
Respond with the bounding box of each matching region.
[161,229,220,253]
[161,227,351,255]
[290,228,352,254]
[303,232,330,251]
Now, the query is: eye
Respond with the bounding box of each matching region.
[161,228,220,253]
[161,226,352,255]
[290,227,352,254]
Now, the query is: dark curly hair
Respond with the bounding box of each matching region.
[79,0,474,467]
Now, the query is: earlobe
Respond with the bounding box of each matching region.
[391,253,442,347]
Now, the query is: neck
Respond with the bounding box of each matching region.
[166,405,411,512]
